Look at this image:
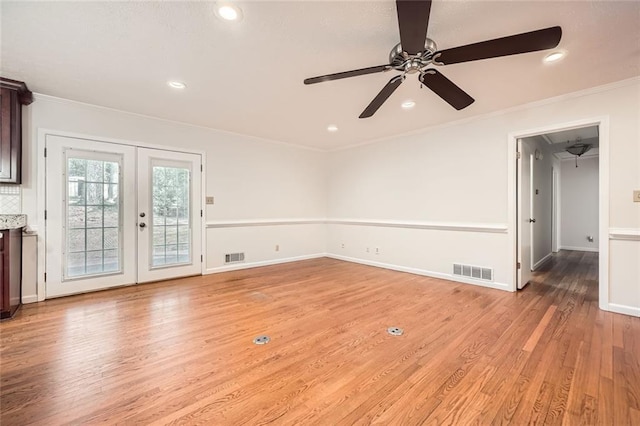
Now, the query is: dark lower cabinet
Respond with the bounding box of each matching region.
[0,228,22,319]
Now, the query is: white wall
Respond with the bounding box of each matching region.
[18,78,640,317]
[326,78,640,316]
[560,156,599,251]
[20,95,327,301]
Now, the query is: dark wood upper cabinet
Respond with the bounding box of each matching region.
[0,77,33,184]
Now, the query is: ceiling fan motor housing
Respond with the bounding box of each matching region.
[390,38,438,73]
[303,0,562,118]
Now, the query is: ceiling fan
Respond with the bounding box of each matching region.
[303,0,562,118]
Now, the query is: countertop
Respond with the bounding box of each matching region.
[0,214,27,230]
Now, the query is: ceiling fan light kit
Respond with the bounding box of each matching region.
[566,137,592,167]
[304,0,562,119]
[566,143,592,157]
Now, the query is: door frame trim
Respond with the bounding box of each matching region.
[507,116,609,311]
[37,128,207,301]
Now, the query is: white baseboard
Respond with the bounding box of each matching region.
[205,253,325,274]
[560,246,599,253]
[533,252,553,271]
[326,254,511,292]
[606,303,640,317]
[22,294,39,304]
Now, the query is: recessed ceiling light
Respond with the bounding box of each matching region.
[216,3,242,21]
[167,81,186,89]
[327,125,338,132]
[544,51,565,63]
[401,100,416,109]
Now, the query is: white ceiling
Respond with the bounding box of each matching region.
[526,125,600,160]
[2,1,639,150]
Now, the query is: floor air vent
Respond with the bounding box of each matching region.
[453,263,493,281]
[225,252,245,264]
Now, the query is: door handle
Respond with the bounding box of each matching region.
[139,222,146,228]
[529,218,536,223]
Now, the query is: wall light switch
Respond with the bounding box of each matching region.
[206,196,214,205]
[634,190,640,203]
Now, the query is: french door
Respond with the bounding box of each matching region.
[45,135,202,298]
[136,148,201,283]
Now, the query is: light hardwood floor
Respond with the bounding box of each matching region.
[1,251,639,425]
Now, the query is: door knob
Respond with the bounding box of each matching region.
[139,222,146,228]
[529,218,536,223]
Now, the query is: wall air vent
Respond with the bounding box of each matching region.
[225,252,245,264]
[453,263,493,282]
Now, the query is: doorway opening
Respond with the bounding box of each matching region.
[516,124,601,298]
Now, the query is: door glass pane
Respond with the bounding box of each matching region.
[65,155,121,279]
[151,165,191,267]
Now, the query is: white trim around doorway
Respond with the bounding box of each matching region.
[506,116,610,310]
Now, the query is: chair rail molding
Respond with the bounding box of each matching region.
[207,218,508,234]
[609,228,640,241]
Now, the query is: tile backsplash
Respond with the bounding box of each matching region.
[0,185,21,214]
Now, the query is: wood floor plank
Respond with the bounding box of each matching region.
[1,251,638,425]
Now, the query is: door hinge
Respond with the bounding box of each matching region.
[200,164,203,172]
[44,210,47,220]
[44,148,47,157]
[517,262,521,269]
[44,272,47,282]
[200,209,203,217]
[517,151,521,159]
[201,254,203,263]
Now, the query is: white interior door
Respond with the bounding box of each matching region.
[46,136,202,298]
[136,148,202,283]
[517,139,535,289]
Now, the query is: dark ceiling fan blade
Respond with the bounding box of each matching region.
[304,65,391,85]
[433,26,562,65]
[359,75,404,118]
[419,69,474,110]
[396,0,432,55]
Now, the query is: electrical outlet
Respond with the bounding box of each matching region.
[206,196,214,205]
[341,243,345,249]
[634,190,640,203]
[375,247,380,255]
[366,247,370,253]
[275,244,279,252]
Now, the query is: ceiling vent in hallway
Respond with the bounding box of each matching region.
[453,263,493,281]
